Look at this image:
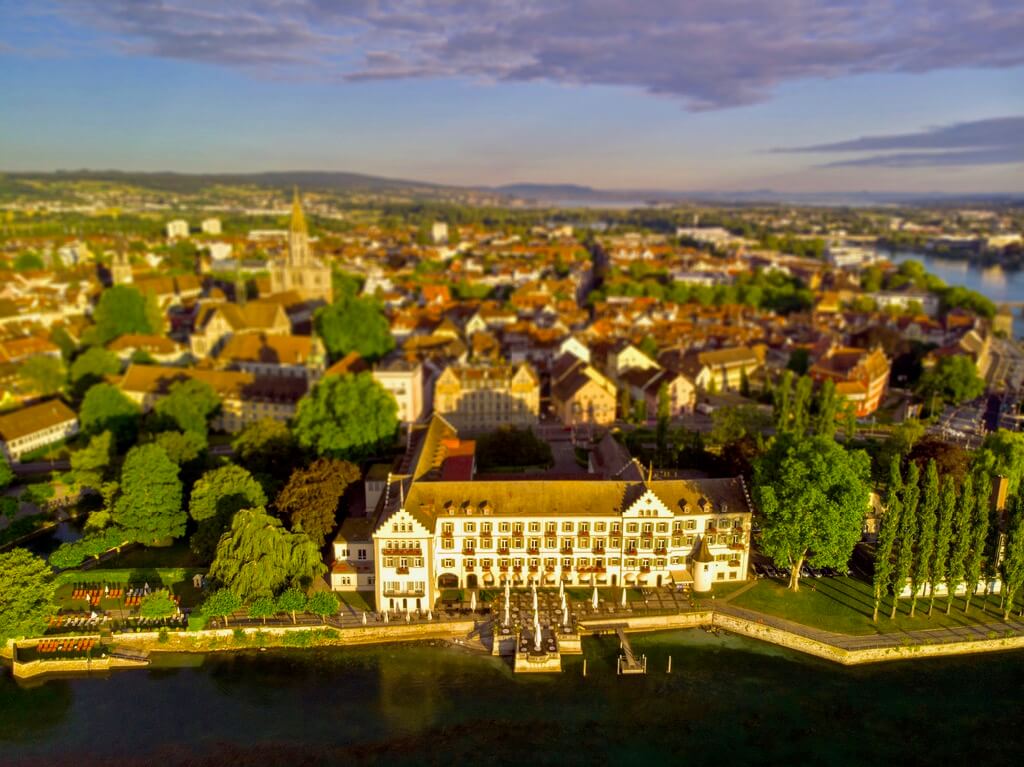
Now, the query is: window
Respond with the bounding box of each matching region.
[611,522,621,533]
[579,522,590,534]
[357,549,367,560]
[595,522,606,532]
[562,558,572,568]
[546,522,556,534]
[685,520,697,530]
[656,523,668,533]
[513,538,523,549]
[562,522,574,532]
[338,548,349,557]
[414,557,424,567]
[440,558,454,568]
[545,537,556,549]
[499,522,511,533]
[513,522,524,534]
[626,523,638,533]
[442,523,454,536]
[464,522,476,533]
[642,523,653,534]
[528,521,540,532]
[482,522,492,534]
[384,557,395,568]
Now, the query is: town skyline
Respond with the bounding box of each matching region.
[2,2,1023,193]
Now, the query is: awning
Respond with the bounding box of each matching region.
[670,569,693,584]
[624,573,636,584]
[483,572,495,584]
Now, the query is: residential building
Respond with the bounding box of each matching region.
[681,346,762,392]
[189,301,291,358]
[0,399,78,462]
[268,190,333,304]
[119,363,306,433]
[201,218,222,235]
[550,353,617,426]
[373,355,425,424]
[166,219,189,240]
[809,345,890,417]
[434,362,540,432]
[214,333,325,380]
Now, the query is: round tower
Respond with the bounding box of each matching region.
[691,534,716,593]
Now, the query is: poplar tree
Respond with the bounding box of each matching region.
[928,476,956,616]
[773,370,793,433]
[873,457,902,622]
[963,472,992,614]
[814,379,839,436]
[890,461,919,619]
[910,460,939,617]
[946,473,974,614]
[1000,495,1024,621]
[791,375,814,437]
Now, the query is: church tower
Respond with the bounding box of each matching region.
[288,188,311,267]
[269,188,333,305]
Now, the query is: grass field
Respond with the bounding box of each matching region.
[731,576,1015,636]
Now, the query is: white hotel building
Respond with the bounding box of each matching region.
[331,416,753,611]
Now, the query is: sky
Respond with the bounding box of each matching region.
[1,0,1023,193]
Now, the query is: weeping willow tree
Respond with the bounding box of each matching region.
[209,507,326,602]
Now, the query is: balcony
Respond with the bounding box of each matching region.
[640,566,651,573]
[498,548,510,555]
[728,559,741,568]
[545,565,555,572]
[499,566,509,573]
[513,565,522,573]
[625,548,638,556]
[527,548,539,555]
[462,548,476,556]
[592,546,605,554]
[382,547,421,556]
[396,566,409,575]
[464,565,475,572]
[729,543,746,551]
[561,547,573,555]
[654,548,667,556]
[528,565,538,573]
[383,588,425,598]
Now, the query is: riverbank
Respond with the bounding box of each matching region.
[8,601,1024,681]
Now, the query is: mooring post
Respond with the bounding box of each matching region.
[583,659,587,677]
[667,655,672,674]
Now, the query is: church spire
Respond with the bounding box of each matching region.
[290,187,307,235]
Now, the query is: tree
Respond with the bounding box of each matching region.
[87,285,161,345]
[210,507,326,602]
[277,587,307,625]
[200,588,241,628]
[153,379,221,435]
[1000,495,1024,620]
[293,373,398,461]
[232,418,300,478]
[889,462,919,618]
[976,430,1024,496]
[709,405,771,445]
[69,347,120,397]
[112,443,185,544]
[314,295,394,362]
[814,379,839,436]
[963,472,991,614]
[70,431,113,491]
[620,387,633,422]
[248,595,277,625]
[80,382,140,450]
[753,436,871,591]
[945,473,974,614]
[138,591,177,618]
[307,591,339,624]
[656,383,671,460]
[873,458,902,622]
[910,460,939,617]
[917,355,984,409]
[0,549,55,644]
[188,464,267,560]
[154,429,207,467]
[18,354,66,396]
[790,375,813,437]
[0,454,13,492]
[275,459,361,547]
[773,371,793,432]
[928,476,956,616]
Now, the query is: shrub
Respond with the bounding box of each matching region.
[157,628,170,644]
[475,427,553,471]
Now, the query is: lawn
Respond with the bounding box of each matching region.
[731,576,1015,636]
[54,567,207,609]
[336,590,376,612]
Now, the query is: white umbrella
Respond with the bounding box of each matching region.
[562,604,569,627]
[406,611,411,623]
[621,587,628,608]
[591,586,599,609]
[532,589,538,612]
[559,580,564,599]
[505,581,511,601]
[470,591,477,611]
[503,599,510,626]
[533,614,542,652]
[362,612,367,625]
[384,611,389,623]
[427,610,433,620]
[560,592,567,612]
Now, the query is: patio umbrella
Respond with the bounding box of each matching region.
[532,588,538,612]
[559,580,564,599]
[591,587,599,609]
[621,587,627,608]
[560,592,567,612]
[384,611,389,623]
[505,581,511,603]
[562,604,569,627]
[504,598,510,626]
[362,612,367,625]
[533,613,542,652]
[470,591,477,611]
[427,610,433,620]
[406,611,411,623]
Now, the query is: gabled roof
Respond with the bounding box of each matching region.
[0,399,77,441]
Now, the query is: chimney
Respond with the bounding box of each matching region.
[992,475,1010,513]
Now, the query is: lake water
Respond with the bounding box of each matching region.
[887,250,1024,305]
[3,631,1023,766]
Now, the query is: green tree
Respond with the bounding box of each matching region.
[773,371,793,432]
[314,295,394,362]
[976,430,1024,496]
[200,588,241,628]
[293,373,398,461]
[963,472,992,614]
[814,379,839,436]
[790,375,814,437]
[247,595,277,625]
[910,460,939,617]
[928,476,956,616]
[0,454,14,492]
[79,382,141,450]
[889,462,919,618]
[0,549,55,644]
[153,379,221,435]
[210,507,326,602]
[873,458,902,622]
[656,383,671,460]
[154,429,207,467]
[1000,495,1024,620]
[70,431,113,491]
[945,473,974,614]
[275,459,361,547]
[18,354,66,396]
[917,356,985,409]
[753,436,871,591]
[69,347,120,397]
[709,405,771,445]
[232,418,300,478]
[138,590,177,618]
[276,587,307,625]
[188,464,267,560]
[112,443,185,544]
[307,591,339,624]
[87,285,161,345]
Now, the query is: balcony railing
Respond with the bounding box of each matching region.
[527,548,539,555]
[592,546,605,554]
[383,588,424,597]
[625,548,638,556]
[654,547,667,555]
[498,548,510,555]
[462,548,475,556]
[396,566,409,574]
[640,566,651,573]
[561,547,573,555]
[382,547,421,556]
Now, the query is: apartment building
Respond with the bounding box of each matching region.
[433,362,539,432]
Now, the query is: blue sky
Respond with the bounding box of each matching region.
[1,1,1023,192]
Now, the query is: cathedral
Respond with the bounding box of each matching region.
[269,190,333,304]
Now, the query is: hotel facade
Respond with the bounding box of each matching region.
[332,416,753,611]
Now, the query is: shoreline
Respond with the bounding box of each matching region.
[7,604,1024,681]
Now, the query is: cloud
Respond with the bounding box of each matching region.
[36,1,1024,110]
[775,116,1024,167]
